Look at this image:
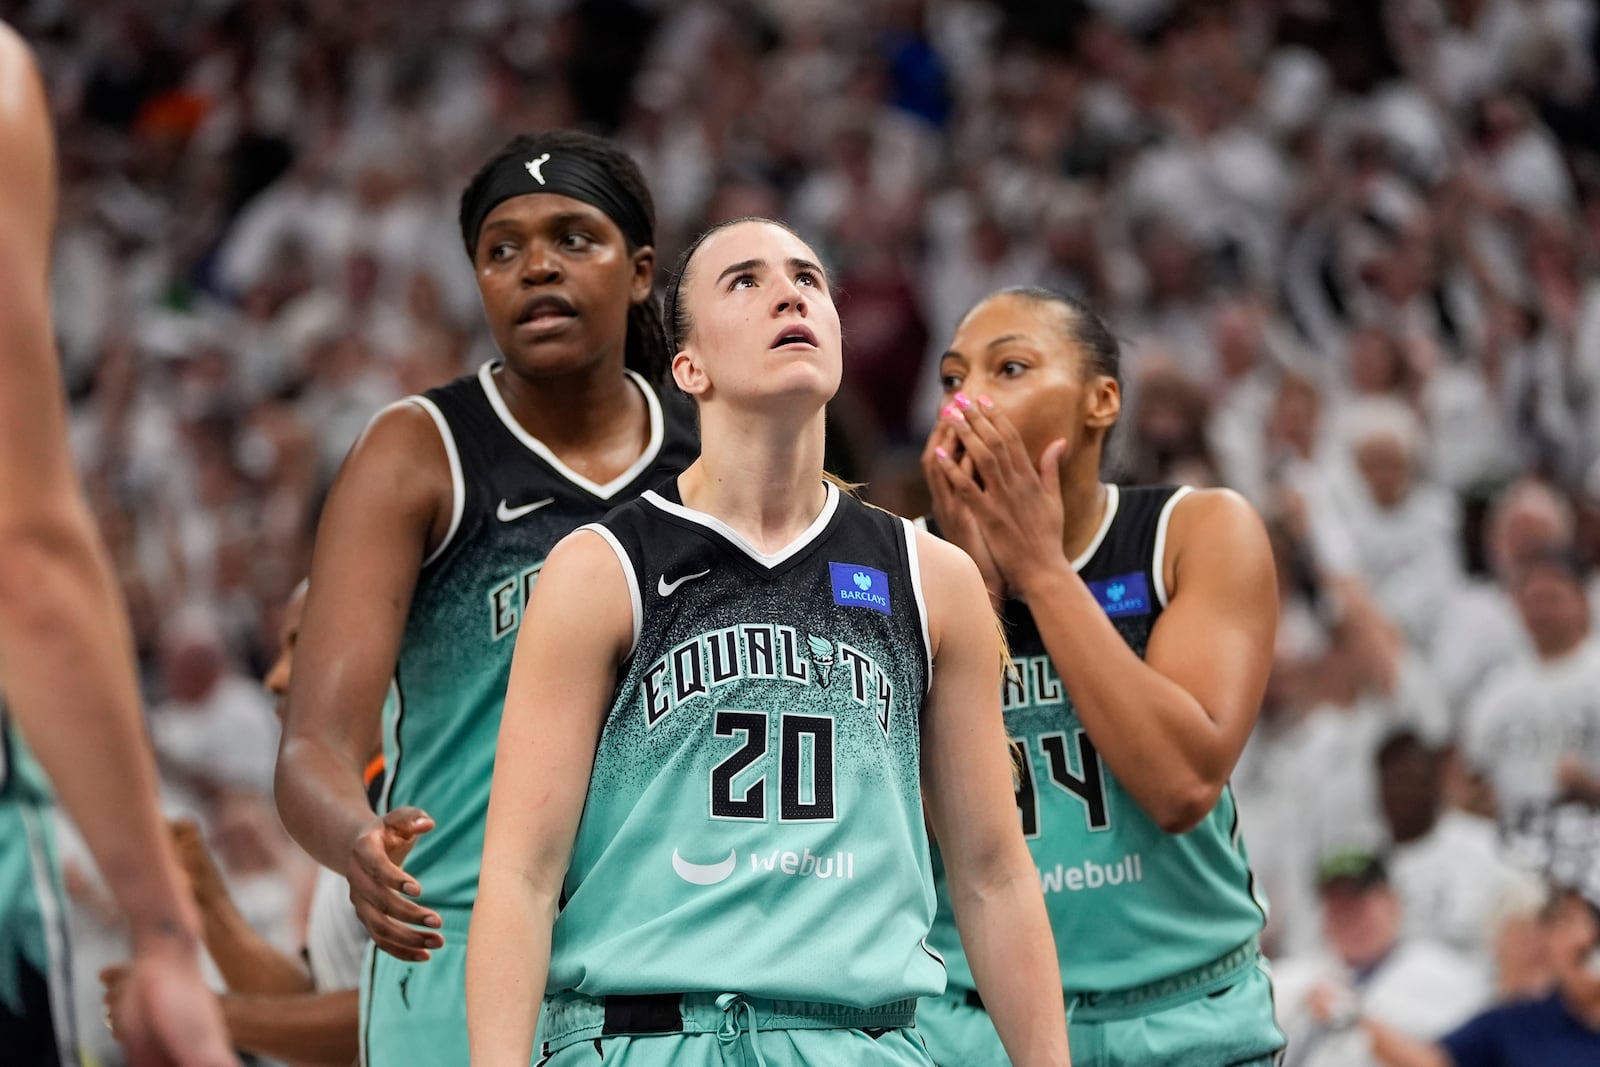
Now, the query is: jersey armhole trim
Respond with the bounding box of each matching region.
[902,519,935,690]
[1153,485,1194,609]
[407,397,465,569]
[578,524,642,661]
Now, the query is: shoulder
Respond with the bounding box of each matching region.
[1162,487,1273,601]
[910,524,982,588]
[1165,487,1267,547]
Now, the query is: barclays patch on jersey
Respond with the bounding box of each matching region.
[1088,572,1150,618]
[829,562,891,614]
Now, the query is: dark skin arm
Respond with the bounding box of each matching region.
[276,402,450,962]
[932,398,1277,832]
[106,967,358,1067]
[168,820,312,996]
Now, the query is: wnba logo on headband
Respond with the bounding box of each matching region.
[461,138,654,256]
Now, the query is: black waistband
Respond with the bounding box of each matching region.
[602,994,686,1036]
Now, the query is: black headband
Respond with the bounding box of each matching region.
[462,146,653,257]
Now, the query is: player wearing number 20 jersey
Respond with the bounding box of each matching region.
[553,480,940,1005]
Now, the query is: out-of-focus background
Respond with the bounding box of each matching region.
[10,0,1600,1063]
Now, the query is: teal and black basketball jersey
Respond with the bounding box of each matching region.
[926,485,1268,994]
[547,481,945,1005]
[381,362,697,911]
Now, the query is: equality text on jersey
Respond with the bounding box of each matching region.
[642,624,893,737]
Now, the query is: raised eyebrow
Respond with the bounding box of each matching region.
[938,350,967,365]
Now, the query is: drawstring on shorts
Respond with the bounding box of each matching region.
[715,993,770,1067]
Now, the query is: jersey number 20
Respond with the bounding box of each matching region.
[1015,729,1110,834]
[710,710,835,821]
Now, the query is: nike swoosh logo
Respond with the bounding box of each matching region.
[497,498,554,522]
[672,848,737,885]
[657,569,710,597]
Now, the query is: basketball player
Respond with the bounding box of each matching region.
[467,219,1069,1067]
[918,287,1284,1066]
[275,131,697,1066]
[0,24,233,1067]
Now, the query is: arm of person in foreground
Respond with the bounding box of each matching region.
[467,531,631,1067]
[936,399,1276,831]
[917,531,1071,1067]
[105,965,358,1067]
[0,24,233,1067]
[276,402,450,961]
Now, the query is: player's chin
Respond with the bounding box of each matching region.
[503,330,603,378]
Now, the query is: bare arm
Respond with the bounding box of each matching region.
[917,532,1070,1067]
[467,532,631,1067]
[0,25,233,1067]
[167,821,312,995]
[936,397,1277,831]
[220,989,360,1067]
[105,966,357,1067]
[1024,491,1276,831]
[275,402,449,961]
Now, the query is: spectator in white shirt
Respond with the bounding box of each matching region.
[1274,850,1490,1067]
[1377,730,1528,974]
[1462,551,1600,839]
[1432,479,1574,719]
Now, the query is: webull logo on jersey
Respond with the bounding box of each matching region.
[829,562,890,614]
[641,626,894,736]
[671,846,857,885]
[1087,572,1150,618]
[1038,853,1144,895]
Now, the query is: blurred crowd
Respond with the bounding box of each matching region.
[11,0,1600,1062]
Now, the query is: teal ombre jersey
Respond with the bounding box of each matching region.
[0,703,77,1065]
[927,486,1268,995]
[0,707,53,808]
[549,482,944,1005]
[381,362,696,910]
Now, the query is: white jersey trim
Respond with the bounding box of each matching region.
[579,524,642,660]
[640,482,841,570]
[378,677,401,814]
[1152,486,1194,609]
[902,518,935,691]
[406,397,465,568]
[1070,483,1120,573]
[22,805,76,1067]
[477,361,664,500]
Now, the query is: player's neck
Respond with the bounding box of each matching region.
[1059,463,1110,565]
[679,413,828,553]
[492,356,643,452]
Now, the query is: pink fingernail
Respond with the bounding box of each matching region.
[935,447,950,460]
[941,403,957,419]
[955,393,973,409]
[978,395,994,409]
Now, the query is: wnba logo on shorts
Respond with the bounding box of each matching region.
[829,562,890,614]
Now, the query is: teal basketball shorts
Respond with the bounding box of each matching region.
[360,906,479,1066]
[919,944,1285,1067]
[537,991,933,1067]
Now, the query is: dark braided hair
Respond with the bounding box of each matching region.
[458,130,672,385]
[663,216,809,352]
